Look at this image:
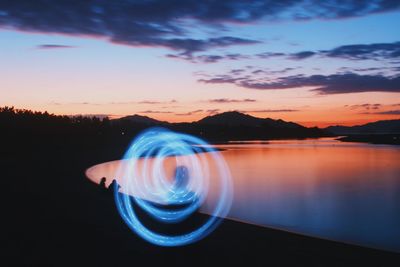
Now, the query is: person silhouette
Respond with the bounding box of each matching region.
[99,177,107,189]
[109,179,121,192]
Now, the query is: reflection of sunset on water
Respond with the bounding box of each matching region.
[87,138,400,252]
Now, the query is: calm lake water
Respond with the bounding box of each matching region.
[86,138,400,252]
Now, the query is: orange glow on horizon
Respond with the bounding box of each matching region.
[5,99,399,128]
[63,111,399,128]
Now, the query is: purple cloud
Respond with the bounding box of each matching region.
[200,73,400,94]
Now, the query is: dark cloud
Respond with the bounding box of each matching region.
[138,110,172,114]
[289,51,316,60]
[374,110,400,115]
[206,109,220,115]
[199,73,400,94]
[252,69,266,74]
[137,101,162,105]
[167,53,250,63]
[249,67,299,75]
[1,1,398,54]
[175,109,203,116]
[208,98,257,103]
[351,67,383,72]
[256,41,400,63]
[256,52,286,59]
[245,109,299,112]
[230,69,246,75]
[36,44,75,49]
[348,103,382,110]
[287,42,400,61]
[171,39,400,63]
[199,75,243,85]
[361,110,400,115]
[0,1,261,55]
[137,100,177,104]
[265,68,299,75]
[321,42,400,60]
[159,37,259,55]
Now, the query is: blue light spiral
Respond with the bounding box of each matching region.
[114,127,233,246]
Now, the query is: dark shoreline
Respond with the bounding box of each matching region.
[8,186,399,266]
[218,134,400,146]
[3,130,400,266]
[336,134,400,146]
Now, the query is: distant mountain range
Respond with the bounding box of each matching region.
[117,111,305,128]
[117,114,168,125]
[114,111,326,140]
[325,119,400,135]
[2,107,398,144]
[197,111,301,128]
[114,112,400,140]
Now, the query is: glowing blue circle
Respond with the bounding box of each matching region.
[114,127,233,246]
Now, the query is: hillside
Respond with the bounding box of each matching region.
[0,107,327,142]
[197,111,301,129]
[115,114,168,125]
[109,111,327,141]
[325,119,400,135]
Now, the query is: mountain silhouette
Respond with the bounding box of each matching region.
[110,111,326,140]
[0,107,327,142]
[325,119,400,135]
[116,114,168,125]
[197,111,302,129]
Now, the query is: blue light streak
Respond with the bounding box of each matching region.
[114,127,233,246]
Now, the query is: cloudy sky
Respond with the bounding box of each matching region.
[1,0,399,126]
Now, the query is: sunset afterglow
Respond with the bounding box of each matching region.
[1,2,399,127]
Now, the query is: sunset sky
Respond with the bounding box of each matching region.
[0,1,399,127]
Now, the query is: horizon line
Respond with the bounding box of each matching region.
[2,106,399,128]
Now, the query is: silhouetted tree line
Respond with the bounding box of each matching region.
[0,107,153,155]
[1,106,107,130]
[0,106,125,137]
[0,106,327,143]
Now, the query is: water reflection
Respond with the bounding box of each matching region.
[86,138,400,252]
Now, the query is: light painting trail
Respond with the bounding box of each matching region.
[114,127,233,246]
